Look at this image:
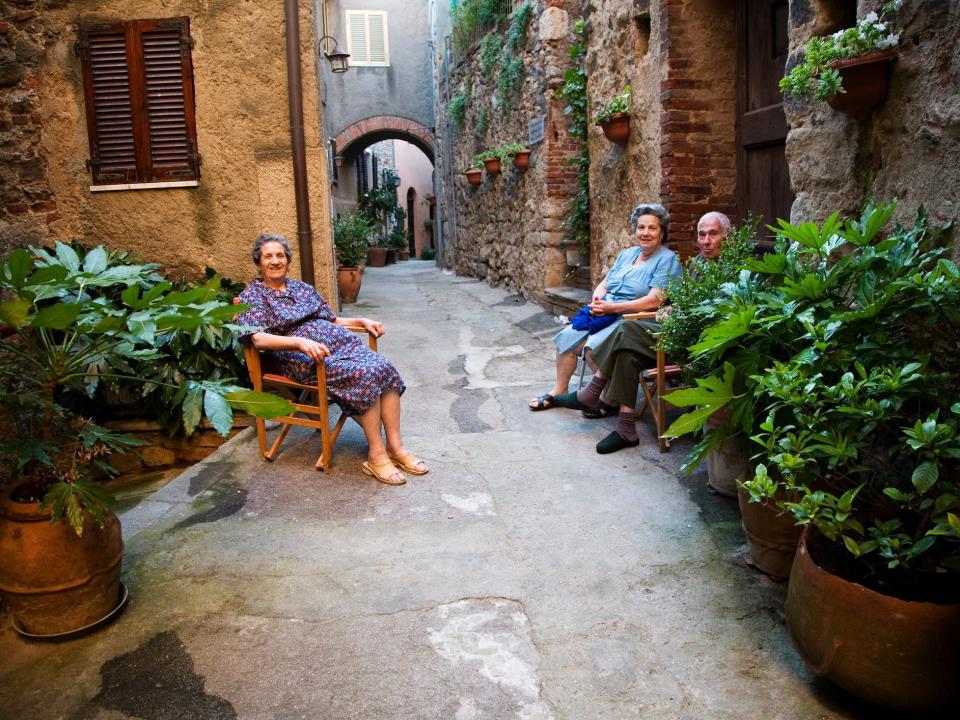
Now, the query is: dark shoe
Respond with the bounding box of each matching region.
[550,392,584,410]
[581,402,618,419]
[529,393,555,411]
[596,431,640,454]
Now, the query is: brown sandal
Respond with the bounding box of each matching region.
[389,452,429,476]
[361,460,406,485]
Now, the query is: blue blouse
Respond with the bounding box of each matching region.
[602,245,682,303]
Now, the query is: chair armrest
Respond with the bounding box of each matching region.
[339,321,379,351]
[623,311,658,321]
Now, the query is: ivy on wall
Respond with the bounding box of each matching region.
[450,94,467,129]
[554,19,590,251]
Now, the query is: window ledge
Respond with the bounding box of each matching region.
[90,180,199,193]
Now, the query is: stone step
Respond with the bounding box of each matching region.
[542,285,591,318]
[571,265,592,291]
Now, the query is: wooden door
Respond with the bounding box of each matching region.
[737,0,794,239]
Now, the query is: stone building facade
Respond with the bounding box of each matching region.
[0,0,335,298]
[435,0,958,304]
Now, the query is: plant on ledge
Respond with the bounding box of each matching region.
[780,1,901,102]
[592,85,632,123]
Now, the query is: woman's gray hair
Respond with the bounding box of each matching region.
[630,203,669,240]
[252,232,293,265]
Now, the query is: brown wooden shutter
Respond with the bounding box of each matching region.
[78,17,199,185]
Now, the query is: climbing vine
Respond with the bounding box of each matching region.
[554,19,589,251]
[450,94,467,129]
[479,33,503,77]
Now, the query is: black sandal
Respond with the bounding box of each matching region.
[529,393,555,411]
[581,402,618,419]
[596,431,640,454]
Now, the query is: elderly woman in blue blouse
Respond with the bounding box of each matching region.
[529,203,681,411]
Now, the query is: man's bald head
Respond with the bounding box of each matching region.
[696,212,731,260]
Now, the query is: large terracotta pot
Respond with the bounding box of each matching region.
[0,486,123,635]
[786,530,960,713]
[597,112,630,146]
[827,49,897,117]
[336,266,361,304]
[366,246,387,267]
[737,484,801,580]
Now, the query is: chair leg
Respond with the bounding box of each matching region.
[577,350,587,389]
[255,417,268,460]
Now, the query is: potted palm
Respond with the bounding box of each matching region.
[334,211,371,304]
[664,202,960,712]
[780,2,900,116]
[593,85,631,146]
[0,243,291,638]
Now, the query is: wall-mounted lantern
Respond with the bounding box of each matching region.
[319,35,350,73]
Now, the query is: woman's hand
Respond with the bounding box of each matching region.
[294,337,330,362]
[359,318,384,338]
[588,298,618,316]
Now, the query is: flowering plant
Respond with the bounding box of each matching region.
[592,85,631,123]
[780,2,900,102]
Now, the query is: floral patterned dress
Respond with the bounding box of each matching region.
[237,277,405,415]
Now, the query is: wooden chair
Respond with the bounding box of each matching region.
[622,311,685,453]
[240,322,377,471]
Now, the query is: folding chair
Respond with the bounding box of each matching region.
[240,323,377,470]
[623,311,685,453]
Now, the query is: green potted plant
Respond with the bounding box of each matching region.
[593,85,631,145]
[476,150,502,176]
[664,202,960,711]
[333,211,371,304]
[0,243,290,638]
[463,160,483,187]
[501,143,531,171]
[780,2,900,115]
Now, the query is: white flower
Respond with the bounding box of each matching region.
[864,11,879,23]
[874,22,887,32]
[832,30,845,40]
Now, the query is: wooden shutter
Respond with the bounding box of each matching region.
[367,13,387,64]
[78,18,199,185]
[347,12,369,64]
[346,11,389,66]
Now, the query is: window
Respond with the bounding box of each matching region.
[346,11,389,66]
[77,18,200,187]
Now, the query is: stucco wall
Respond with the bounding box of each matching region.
[785,0,960,229]
[319,0,434,138]
[394,140,434,257]
[4,0,335,299]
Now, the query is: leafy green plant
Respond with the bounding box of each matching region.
[505,3,532,54]
[554,19,589,252]
[657,217,759,381]
[450,94,467,130]
[475,106,488,138]
[420,247,436,260]
[479,32,503,77]
[334,210,372,268]
[0,243,292,534]
[663,202,960,594]
[496,56,524,106]
[780,2,901,101]
[592,85,632,123]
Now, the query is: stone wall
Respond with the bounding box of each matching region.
[785,0,959,229]
[438,0,580,299]
[0,0,336,300]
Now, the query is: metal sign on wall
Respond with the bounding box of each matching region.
[528,115,545,145]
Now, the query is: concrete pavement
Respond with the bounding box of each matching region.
[0,261,864,719]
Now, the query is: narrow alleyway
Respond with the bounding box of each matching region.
[1,262,861,719]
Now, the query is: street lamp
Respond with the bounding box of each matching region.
[319,35,350,73]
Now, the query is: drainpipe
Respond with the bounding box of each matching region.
[284,0,315,286]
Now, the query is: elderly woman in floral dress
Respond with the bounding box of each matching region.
[236,233,427,486]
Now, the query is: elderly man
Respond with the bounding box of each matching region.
[577,211,731,453]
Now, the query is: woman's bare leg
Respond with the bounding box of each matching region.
[382,390,428,472]
[356,397,404,483]
[529,340,586,407]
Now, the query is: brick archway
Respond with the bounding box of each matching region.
[334,115,434,162]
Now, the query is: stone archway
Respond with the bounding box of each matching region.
[334,116,434,163]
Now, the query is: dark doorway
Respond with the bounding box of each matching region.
[406,188,416,254]
[737,0,794,241]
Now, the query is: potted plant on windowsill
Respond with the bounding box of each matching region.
[334,210,371,304]
[780,2,901,116]
[502,143,531,172]
[664,202,960,712]
[593,85,631,146]
[0,243,291,638]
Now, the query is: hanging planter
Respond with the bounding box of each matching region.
[510,149,531,171]
[464,168,482,187]
[482,156,501,175]
[597,112,630,146]
[827,48,897,116]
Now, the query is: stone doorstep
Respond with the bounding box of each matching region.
[543,285,591,318]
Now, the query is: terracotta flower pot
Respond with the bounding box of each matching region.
[737,483,802,580]
[786,529,960,713]
[337,266,361,304]
[510,149,531,171]
[482,156,501,175]
[464,169,482,187]
[0,486,124,636]
[827,48,897,117]
[366,246,387,267]
[597,112,630,146]
[705,412,748,498]
[397,249,410,261]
